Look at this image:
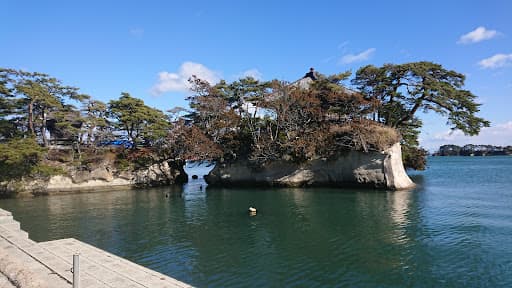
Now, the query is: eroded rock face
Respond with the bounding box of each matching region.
[71,166,113,183]
[0,160,188,197]
[206,143,414,190]
[133,161,188,186]
[382,143,415,190]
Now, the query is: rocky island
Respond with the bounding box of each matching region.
[0,142,187,197]
[207,143,414,190]
[0,62,490,196]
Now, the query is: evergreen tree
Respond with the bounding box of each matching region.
[353,61,490,169]
[108,92,169,147]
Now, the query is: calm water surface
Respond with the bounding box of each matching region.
[1,157,511,287]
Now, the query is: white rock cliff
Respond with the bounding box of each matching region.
[206,143,414,190]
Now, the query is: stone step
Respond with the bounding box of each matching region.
[0,225,34,246]
[0,223,29,239]
[0,272,16,288]
[0,209,28,237]
[3,236,107,288]
[0,236,71,288]
[1,219,20,230]
[35,240,138,288]
[0,215,14,224]
[0,207,193,288]
[0,208,12,217]
[41,238,193,288]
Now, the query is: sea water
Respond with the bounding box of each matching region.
[1,156,511,287]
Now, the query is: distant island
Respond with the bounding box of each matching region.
[433,144,512,156]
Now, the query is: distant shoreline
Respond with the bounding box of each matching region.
[431,155,512,156]
[433,144,511,156]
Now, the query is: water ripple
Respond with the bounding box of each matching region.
[1,157,512,287]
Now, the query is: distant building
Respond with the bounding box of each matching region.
[303,67,318,80]
[289,68,359,95]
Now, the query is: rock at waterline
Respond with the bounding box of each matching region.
[206,143,415,190]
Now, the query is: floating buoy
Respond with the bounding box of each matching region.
[248,207,257,215]
[191,175,199,179]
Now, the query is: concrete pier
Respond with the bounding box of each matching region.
[0,208,193,288]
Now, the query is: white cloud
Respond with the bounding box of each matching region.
[151,62,220,95]
[458,26,499,44]
[421,121,512,151]
[340,48,376,64]
[129,28,144,37]
[478,53,512,69]
[238,69,263,80]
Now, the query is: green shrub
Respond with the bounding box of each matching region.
[0,138,46,181]
[402,145,427,170]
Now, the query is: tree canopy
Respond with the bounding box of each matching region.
[0,61,490,182]
[350,61,490,169]
[0,68,89,145]
[352,61,490,134]
[184,74,400,165]
[108,92,169,147]
[0,68,172,181]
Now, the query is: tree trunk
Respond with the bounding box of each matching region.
[41,109,48,147]
[28,100,35,135]
[88,124,94,145]
[74,140,81,160]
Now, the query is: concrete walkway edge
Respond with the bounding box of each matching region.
[0,208,193,288]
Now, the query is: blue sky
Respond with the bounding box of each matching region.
[2,0,512,150]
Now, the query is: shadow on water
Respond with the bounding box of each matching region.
[409,174,425,192]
